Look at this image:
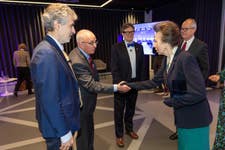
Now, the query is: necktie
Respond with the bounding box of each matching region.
[181,42,187,51]
[88,57,94,71]
[127,42,135,47]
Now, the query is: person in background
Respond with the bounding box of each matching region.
[208,68,225,150]
[69,29,130,150]
[111,23,147,147]
[169,18,209,140]
[30,3,80,150]
[13,43,33,96]
[127,21,212,150]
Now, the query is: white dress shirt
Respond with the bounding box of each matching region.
[182,36,194,51]
[125,41,136,78]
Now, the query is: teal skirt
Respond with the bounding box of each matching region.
[177,126,209,150]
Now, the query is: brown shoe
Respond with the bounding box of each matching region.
[116,138,124,147]
[126,131,139,139]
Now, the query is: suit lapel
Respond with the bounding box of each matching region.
[188,38,197,53]
[77,48,98,79]
[167,48,182,75]
[45,35,66,62]
[77,48,89,65]
[121,41,132,73]
[134,43,140,69]
[44,35,76,80]
[121,42,130,59]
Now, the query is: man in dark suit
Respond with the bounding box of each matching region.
[180,18,209,79]
[69,29,130,150]
[169,18,209,140]
[30,3,80,150]
[111,23,147,147]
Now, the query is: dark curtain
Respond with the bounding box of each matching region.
[152,0,222,75]
[0,4,44,77]
[73,8,145,72]
[0,4,144,77]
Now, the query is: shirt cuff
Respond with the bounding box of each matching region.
[60,131,72,143]
[113,84,117,92]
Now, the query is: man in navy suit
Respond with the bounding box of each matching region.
[30,3,80,150]
[111,23,147,147]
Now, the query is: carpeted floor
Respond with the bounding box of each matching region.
[0,76,221,150]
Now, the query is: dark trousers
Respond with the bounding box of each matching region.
[77,99,96,150]
[45,138,73,150]
[114,89,138,138]
[14,67,32,93]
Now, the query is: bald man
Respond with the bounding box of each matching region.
[180,18,209,79]
[69,29,130,150]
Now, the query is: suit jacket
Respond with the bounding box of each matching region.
[69,48,114,114]
[128,48,212,128]
[181,38,209,79]
[111,41,147,84]
[30,35,80,138]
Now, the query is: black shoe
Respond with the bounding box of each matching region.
[14,92,18,97]
[169,132,178,140]
[28,91,34,95]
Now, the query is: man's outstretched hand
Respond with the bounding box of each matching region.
[117,81,131,93]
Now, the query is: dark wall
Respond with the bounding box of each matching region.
[152,0,222,75]
[0,3,144,77]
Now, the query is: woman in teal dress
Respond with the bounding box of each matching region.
[128,21,212,150]
[209,68,225,150]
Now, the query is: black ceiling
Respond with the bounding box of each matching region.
[1,0,181,10]
[102,0,180,10]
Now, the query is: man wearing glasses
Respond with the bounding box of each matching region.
[69,29,131,150]
[111,23,147,147]
[169,18,209,140]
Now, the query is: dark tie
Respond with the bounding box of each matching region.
[88,57,94,71]
[127,42,135,47]
[181,42,187,51]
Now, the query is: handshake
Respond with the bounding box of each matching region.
[117,81,131,93]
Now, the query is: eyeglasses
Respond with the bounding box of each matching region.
[181,27,194,32]
[82,40,98,46]
[122,31,135,34]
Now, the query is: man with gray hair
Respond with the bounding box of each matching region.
[180,18,209,79]
[30,3,80,150]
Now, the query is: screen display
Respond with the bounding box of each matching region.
[134,22,162,55]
